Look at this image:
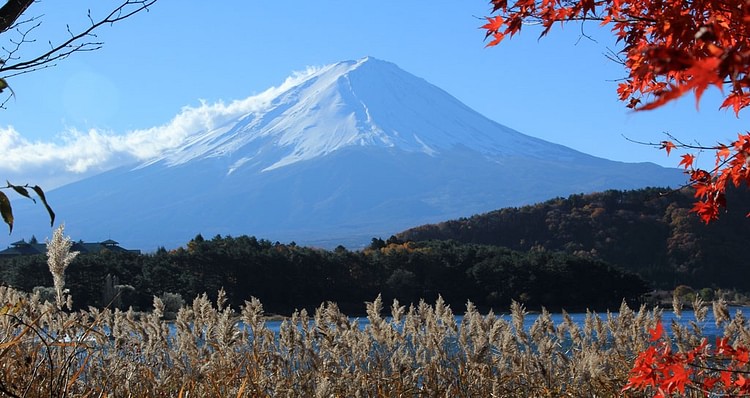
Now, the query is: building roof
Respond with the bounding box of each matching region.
[0,239,140,257]
[0,239,46,256]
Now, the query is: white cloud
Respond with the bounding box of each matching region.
[0,65,322,189]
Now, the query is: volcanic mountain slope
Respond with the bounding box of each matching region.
[10,57,684,250]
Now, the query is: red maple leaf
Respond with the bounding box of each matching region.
[486,32,505,47]
[678,154,695,169]
[662,363,691,394]
[717,145,731,162]
[650,322,664,342]
[481,16,504,34]
[660,141,676,156]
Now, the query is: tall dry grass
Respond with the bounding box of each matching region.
[2,282,735,397]
[0,226,739,397]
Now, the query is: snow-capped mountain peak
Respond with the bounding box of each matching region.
[7,57,685,251]
[145,56,565,173]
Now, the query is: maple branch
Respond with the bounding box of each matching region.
[687,383,750,397]
[574,17,598,45]
[604,47,625,65]
[683,358,750,396]
[687,359,750,375]
[620,133,738,193]
[625,133,737,171]
[622,133,723,152]
[503,2,659,25]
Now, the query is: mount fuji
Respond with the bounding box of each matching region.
[11,57,684,250]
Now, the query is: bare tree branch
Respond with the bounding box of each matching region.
[0,1,157,75]
[0,0,158,105]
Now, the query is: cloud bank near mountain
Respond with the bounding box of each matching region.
[0,66,322,188]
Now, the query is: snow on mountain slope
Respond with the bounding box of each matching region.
[144,57,575,173]
[6,57,685,250]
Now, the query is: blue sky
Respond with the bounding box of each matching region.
[0,0,745,188]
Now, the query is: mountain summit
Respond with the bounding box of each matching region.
[11,57,684,250]
[146,56,572,173]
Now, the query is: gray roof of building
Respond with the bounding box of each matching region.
[0,239,139,256]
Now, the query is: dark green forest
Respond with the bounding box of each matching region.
[0,235,645,314]
[398,186,750,291]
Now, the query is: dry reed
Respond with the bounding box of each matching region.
[0,283,737,397]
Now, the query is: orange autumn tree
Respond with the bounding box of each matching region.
[482,0,750,223]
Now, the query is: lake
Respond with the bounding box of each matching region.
[253,306,750,337]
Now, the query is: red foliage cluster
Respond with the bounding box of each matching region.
[482,0,750,223]
[482,0,750,393]
[623,322,750,397]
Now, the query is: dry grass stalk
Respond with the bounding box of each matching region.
[0,279,746,397]
[45,224,78,310]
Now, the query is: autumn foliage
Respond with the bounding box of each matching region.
[482,0,750,224]
[623,320,750,397]
[482,0,750,394]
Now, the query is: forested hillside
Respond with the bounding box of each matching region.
[397,187,750,290]
[0,236,645,314]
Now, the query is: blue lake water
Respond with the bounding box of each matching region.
[253,307,750,337]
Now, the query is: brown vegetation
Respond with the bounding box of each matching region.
[0,284,702,397]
